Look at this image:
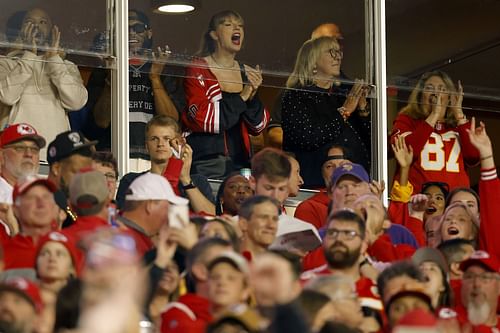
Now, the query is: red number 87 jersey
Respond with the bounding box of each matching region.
[391,114,480,193]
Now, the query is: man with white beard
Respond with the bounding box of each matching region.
[458,250,500,331]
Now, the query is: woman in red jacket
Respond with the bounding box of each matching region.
[181,10,269,179]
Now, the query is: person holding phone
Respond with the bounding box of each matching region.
[0,8,87,160]
[390,71,479,193]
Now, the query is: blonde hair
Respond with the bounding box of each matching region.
[400,71,458,127]
[286,36,339,88]
[439,201,479,242]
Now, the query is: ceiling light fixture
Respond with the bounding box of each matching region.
[152,0,198,14]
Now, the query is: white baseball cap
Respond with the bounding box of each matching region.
[125,173,189,205]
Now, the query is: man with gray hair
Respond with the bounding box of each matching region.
[118,172,188,255]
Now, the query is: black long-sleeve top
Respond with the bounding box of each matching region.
[281,84,371,187]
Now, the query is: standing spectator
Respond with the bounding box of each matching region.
[182,10,269,179]
[0,8,87,158]
[390,70,479,193]
[87,10,182,169]
[281,36,371,187]
[2,176,58,270]
[238,195,280,260]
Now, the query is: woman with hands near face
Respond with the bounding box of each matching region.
[281,36,372,187]
[181,10,269,179]
[390,71,479,194]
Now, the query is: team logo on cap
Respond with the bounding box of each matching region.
[9,277,28,290]
[49,232,68,243]
[68,132,81,144]
[17,124,35,135]
[49,146,57,158]
[342,164,353,171]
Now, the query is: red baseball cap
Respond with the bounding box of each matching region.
[12,176,57,203]
[0,277,43,313]
[0,123,46,148]
[35,231,83,276]
[460,250,500,273]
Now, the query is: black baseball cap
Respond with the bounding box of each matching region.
[47,131,97,164]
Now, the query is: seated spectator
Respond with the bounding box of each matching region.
[390,70,479,193]
[116,115,215,215]
[439,202,479,245]
[457,251,500,330]
[35,231,80,293]
[238,195,280,260]
[0,8,87,158]
[92,151,118,202]
[411,247,453,309]
[46,130,97,227]
[294,144,349,229]
[295,289,336,332]
[284,153,304,198]
[281,36,370,187]
[118,173,188,256]
[181,10,269,179]
[207,252,251,317]
[2,176,58,270]
[305,275,366,331]
[199,218,241,251]
[62,170,110,243]
[215,172,253,216]
[0,277,43,333]
[0,123,45,200]
[160,238,234,333]
[250,147,291,209]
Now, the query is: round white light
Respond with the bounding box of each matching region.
[157,4,195,13]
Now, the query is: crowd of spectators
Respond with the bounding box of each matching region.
[0,6,498,333]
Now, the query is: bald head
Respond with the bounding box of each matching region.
[311,23,343,40]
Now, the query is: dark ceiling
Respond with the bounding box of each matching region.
[2,0,500,110]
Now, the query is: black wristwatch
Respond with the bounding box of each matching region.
[181,180,197,190]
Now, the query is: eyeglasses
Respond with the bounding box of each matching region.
[4,145,40,154]
[463,272,499,283]
[325,228,361,240]
[104,172,117,181]
[328,48,343,60]
[129,23,149,34]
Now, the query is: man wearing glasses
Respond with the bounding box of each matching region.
[458,250,500,330]
[0,123,45,202]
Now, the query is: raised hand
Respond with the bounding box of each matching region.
[341,79,367,120]
[242,64,263,100]
[16,22,38,53]
[369,180,385,199]
[150,45,170,79]
[466,117,492,157]
[392,135,414,168]
[46,25,62,58]
[450,80,466,123]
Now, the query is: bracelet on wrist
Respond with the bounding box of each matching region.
[181,180,197,190]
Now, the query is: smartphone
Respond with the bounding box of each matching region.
[168,203,189,229]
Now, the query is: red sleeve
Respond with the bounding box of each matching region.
[390,114,434,157]
[455,122,480,166]
[388,201,426,247]
[294,200,326,230]
[478,167,500,259]
[368,234,416,262]
[301,247,326,271]
[160,307,206,333]
[162,157,183,196]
